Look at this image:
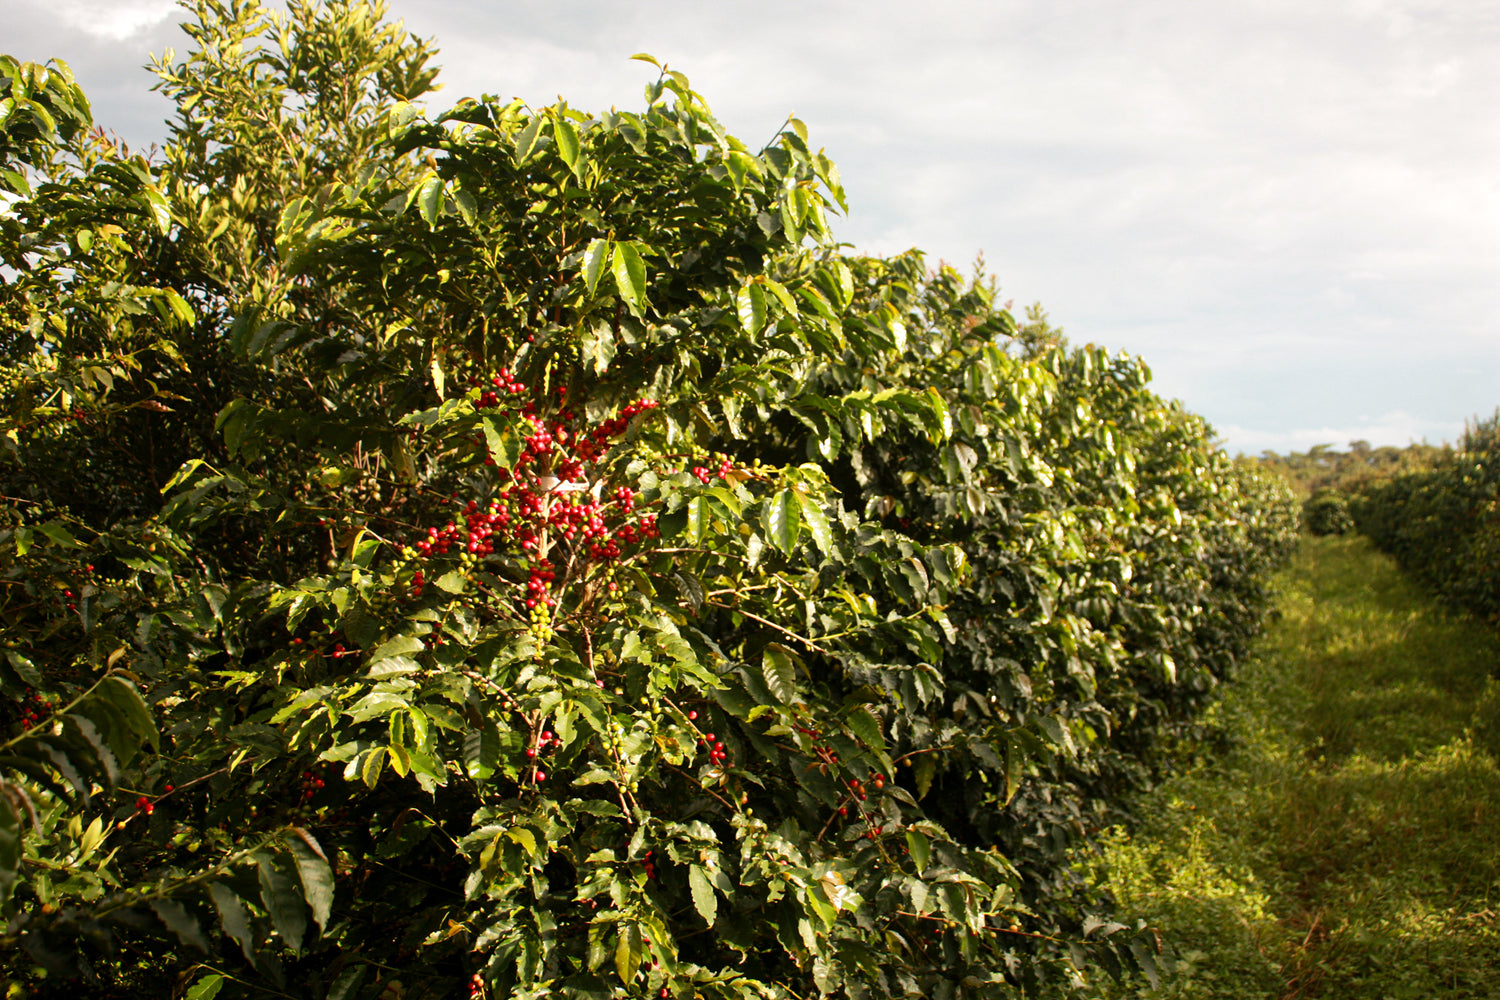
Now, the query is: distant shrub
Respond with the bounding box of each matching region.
[1351,413,1500,625]
[1304,490,1354,536]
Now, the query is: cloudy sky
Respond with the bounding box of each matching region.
[10,0,1498,455]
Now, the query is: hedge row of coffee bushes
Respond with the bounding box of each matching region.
[0,3,1298,996]
[1351,415,1500,626]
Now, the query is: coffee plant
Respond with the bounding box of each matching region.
[1304,489,1354,536]
[0,2,1299,996]
[1351,413,1500,626]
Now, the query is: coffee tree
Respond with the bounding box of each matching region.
[0,2,1297,997]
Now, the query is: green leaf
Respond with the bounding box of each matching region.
[844,706,884,749]
[765,490,801,556]
[905,829,931,873]
[208,882,257,965]
[0,787,22,910]
[797,493,833,556]
[416,175,443,225]
[513,116,544,164]
[657,507,688,539]
[914,752,937,800]
[371,635,426,662]
[453,187,478,226]
[736,283,767,334]
[1002,739,1023,806]
[764,278,798,317]
[582,238,611,297]
[554,118,581,173]
[482,413,524,469]
[612,242,648,317]
[37,521,81,548]
[185,975,224,1000]
[151,899,211,953]
[288,828,335,935]
[581,319,617,374]
[761,644,796,704]
[258,850,309,956]
[327,965,368,1000]
[435,571,467,594]
[360,747,387,788]
[93,676,159,755]
[688,864,718,926]
[163,288,195,325]
[615,922,643,984]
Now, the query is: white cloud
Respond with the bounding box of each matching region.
[47,0,177,42]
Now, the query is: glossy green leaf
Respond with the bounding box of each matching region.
[554,118,581,172]
[796,493,833,556]
[765,490,800,555]
[736,283,767,334]
[904,829,930,873]
[614,923,643,984]
[582,238,611,297]
[611,242,647,317]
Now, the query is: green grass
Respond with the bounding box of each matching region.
[1072,534,1500,999]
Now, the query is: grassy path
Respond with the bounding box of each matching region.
[1080,534,1500,999]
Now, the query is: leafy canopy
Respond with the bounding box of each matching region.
[0,3,1298,997]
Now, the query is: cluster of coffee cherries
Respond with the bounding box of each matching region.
[17,691,51,731]
[298,769,326,801]
[689,457,735,485]
[134,785,169,816]
[698,730,728,767]
[525,728,561,784]
[472,367,529,410]
[396,380,670,638]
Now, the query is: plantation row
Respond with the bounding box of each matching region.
[0,2,1298,996]
[1347,415,1500,627]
